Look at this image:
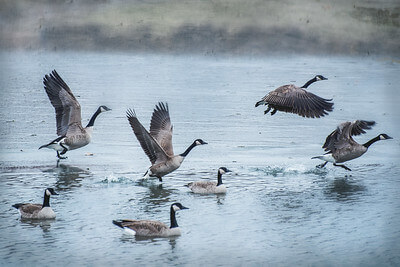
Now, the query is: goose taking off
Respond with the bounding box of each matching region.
[12,188,58,219]
[112,203,189,237]
[187,167,231,194]
[312,120,392,171]
[39,70,111,159]
[126,102,207,181]
[255,75,333,118]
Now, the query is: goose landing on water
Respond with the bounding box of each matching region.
[112,203,188,237]
[187,167,232,194]
[126,102,207,181]
[39,70,111,159]
[12,188,58,219]
[255,75,333,118]
[312,120,392,171]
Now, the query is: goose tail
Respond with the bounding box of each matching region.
[12,203,23,209]
[255,100,265,107]
[143,169,151,179]
[112,220,124,229]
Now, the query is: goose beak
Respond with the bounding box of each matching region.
[226,169,232,173]
[181,206,189,210]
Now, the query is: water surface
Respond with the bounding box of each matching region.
[0,52,399,266]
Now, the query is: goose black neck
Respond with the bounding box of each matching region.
[86,108,101,128]
[180,142,197,157]
[170,207,178,228]
[363,136,380,148]
[217,171,223,186]
[42,192,51,207]
[301,77,317,88]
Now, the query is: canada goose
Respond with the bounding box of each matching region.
[126,102,207,181]
[39,70,111,159]
[112,203,188,237]
[187,167,231,194]
[312,120,393,171]
[12,188,58,219]
[255,75,333,118]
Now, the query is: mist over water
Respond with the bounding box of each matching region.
[0,51,399,266]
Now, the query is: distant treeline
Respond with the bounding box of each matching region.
[1,0,399,56]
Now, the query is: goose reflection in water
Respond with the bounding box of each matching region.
[324,177,367,201]
[20,219,54,233]
[43,164,91,192]
[134,181,178,208]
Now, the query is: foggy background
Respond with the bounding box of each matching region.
[1,0,399,56]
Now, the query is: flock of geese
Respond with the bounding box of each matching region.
[13,70,392,237]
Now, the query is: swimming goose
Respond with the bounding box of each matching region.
[126,102,207,181]
[312,120,392,171]
[112,203,188,237]
[39,70,111,159]
[255,75,333,118]
[187,167,231,194]
[12,188,58,219]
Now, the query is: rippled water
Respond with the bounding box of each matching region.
[1,52,399,266]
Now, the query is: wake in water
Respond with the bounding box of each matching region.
[251,165,328,177]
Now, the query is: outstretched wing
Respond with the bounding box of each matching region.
[43,70,82,136]
[127,108,169,164]
[323,120,376,153]
[149,102,174,156]
[258,84,334,118]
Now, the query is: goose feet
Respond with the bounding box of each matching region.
[56,151,68,160]
[316,162,328,169]
[264,106,271,115]
[333,163,351,171]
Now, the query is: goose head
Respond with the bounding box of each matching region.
[45,188,58,196]
[194,139,208,146]
[171,203,189,212]
[99,105,112,113]
[315,75,328,81]
[379,133,393,140]
[218,167,232,175]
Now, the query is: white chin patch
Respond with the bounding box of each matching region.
[172,205,181,212]
[380,135,385,140]
[45,189,51,196]
[100,107,105,112]
[195,140,201,145]
[219,169,226,175]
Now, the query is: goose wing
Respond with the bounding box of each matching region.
[127,108,169,164]
[117,220,168,236]
[17,204,42,215]
[260,85,334,118]
[322,120,376,152]
[43,70,82,136]
[149,102,174,156]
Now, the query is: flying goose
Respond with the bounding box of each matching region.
[187,167,231,194]
[126,102,207,181]
[312,120,392,171]
[255,75,333,118]
[112,203,188,237]
[12,188,58,219]
[39,70,111,159]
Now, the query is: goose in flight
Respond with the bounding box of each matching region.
[112,202,188,237]
[312,120,392,171]
[187,167,231,194]
[255,75,333,118]
[126,102,207,181]
[39,70,111,159]
[12,188,58,219]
